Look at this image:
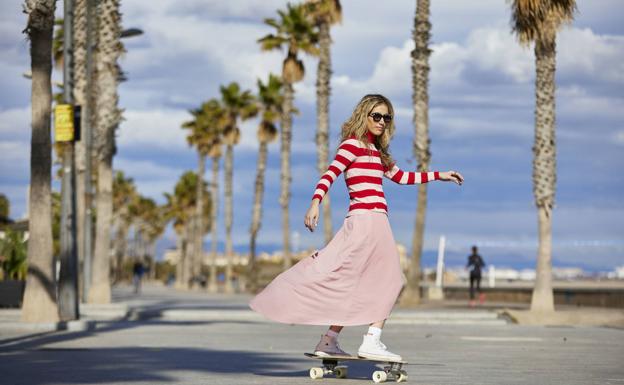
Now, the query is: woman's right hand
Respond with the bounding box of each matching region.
[304,200,320,232]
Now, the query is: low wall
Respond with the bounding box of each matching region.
[432,284,624,308]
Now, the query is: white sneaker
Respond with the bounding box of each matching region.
[314,334,351,357]
[357,334,402,361]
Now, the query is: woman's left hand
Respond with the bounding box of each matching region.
[439,170,464,185]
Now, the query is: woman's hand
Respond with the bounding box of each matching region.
[304,200,320,232]
[439,170,464,185]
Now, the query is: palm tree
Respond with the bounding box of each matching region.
[21,0,59,323]
[164,174,193,289]
[140,202,167,280]
[259,3,319,269]
[305,0,341,244]
[219,82,258,293]
[163,190,186,289]
[164,172,211,289]
[130,196,159,262]
[511,0,576,312]
[249,74,283,293]
[0,194,9,224]
[401,0,432,307]
[89,0,123,304]
[112,171,136,282]
[182,99,226,290]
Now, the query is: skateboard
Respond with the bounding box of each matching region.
[304,353,408,383]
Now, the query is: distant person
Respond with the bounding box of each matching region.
[132,260,145,294]
[249,94,464,360]
[466,246,486,306]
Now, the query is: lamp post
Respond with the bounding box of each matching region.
[58,0,79,321]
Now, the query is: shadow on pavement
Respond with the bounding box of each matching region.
[1,345,305,384]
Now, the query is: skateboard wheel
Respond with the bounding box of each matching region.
[397,371,408,382]
[334,366,348,379]
[372,370,387,383]
[310,367,324,379]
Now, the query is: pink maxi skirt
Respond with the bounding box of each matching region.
[249,211,405,326]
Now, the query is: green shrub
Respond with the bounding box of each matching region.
[0,229,27,281]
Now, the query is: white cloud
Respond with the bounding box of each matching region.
[114,157,181,180]
[0,140,30,181]
[122,0,288,21]
[558,28,624,84]
[558,93,624,123]
[0,106,30,137]
[615,131,624,145]
[117,108,190,150]
[464,26,534,83]
[334,24,624,95]
[120,12,286,93]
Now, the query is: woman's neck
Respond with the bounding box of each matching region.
[366,131,377,143]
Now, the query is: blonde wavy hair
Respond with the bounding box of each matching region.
[340,94,395,169]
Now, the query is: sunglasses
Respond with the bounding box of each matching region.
[369,112,393,123]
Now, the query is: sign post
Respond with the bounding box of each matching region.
[57,0,80,322]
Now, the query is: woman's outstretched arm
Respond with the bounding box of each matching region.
[384,165,464,185]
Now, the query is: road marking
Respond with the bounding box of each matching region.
[460,336,543,342]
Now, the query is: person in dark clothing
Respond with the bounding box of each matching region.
[466,246,486,305]
[132,260,145,294]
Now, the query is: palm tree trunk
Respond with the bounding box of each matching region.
[73,0,87,279]
[88,0,121,304]
[280,82,294,269]
[530,34,557,312]
[174,235,186,289]
[249,141,269,293]
[148,240,156,280]
[316,21,333,244]
[402,0,432,306]
[224,144,234,293]
[208,156,219,292]
[182,220,194,289]
[21,0,59,323]
[91,0,122,299]
[193,154,205,289]
[406,184,427,303]
[89,156,112,303]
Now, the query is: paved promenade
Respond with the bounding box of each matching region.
[0,284,622,385]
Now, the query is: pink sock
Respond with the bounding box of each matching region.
[326,329,340,339]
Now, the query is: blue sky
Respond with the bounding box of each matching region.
[1,0,623,271]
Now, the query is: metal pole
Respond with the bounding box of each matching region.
[82,0,96,303]
[435,235,445,288]
[59,0,79,321]
[489,265,496,288]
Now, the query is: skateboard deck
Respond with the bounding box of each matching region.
[304,353,408,383]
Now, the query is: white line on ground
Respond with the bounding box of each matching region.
[460,336,543,342]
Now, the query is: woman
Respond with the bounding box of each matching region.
[250,94,463,361]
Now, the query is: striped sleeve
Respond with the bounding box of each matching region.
[312,139,359,202]
[383,164,440,185]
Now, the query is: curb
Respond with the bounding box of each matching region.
[0,320,96,333]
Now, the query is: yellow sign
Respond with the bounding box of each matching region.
[54,104,74,142]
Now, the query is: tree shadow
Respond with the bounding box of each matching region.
[1,345,308,384]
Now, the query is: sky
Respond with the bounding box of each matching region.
[1,0,623,272]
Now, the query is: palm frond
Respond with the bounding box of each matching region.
[304,0,342,25]
[511,0,577,45]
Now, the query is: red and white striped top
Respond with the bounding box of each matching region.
[312,137,440,216]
